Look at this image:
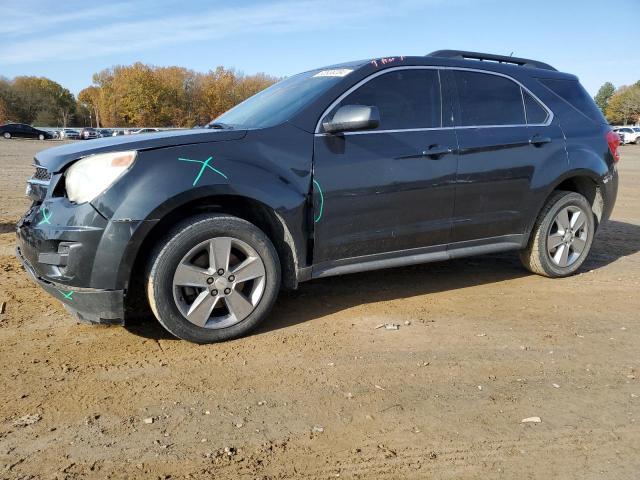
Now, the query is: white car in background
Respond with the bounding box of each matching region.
[59,128,80,139]
[613,126,640,144]
[130,128,160,134]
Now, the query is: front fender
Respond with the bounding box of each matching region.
[90,132,313,290]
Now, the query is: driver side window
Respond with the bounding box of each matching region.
[326,69,443,131]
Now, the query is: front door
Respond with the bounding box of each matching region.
[312,67,458,265]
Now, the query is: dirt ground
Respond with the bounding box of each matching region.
[0,139,639,479]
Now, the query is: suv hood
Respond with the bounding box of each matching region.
[35,128,247,173]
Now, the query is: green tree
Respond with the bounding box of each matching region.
[1,76,77,126]
[594,82,615,114]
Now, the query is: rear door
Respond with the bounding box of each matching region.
[312,67,458,265]
[449,69,563,243]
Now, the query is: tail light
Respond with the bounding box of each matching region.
[606,130,620,163]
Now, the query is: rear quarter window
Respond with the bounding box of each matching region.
[538,78,606,124]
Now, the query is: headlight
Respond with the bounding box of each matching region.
[65,150,137,203]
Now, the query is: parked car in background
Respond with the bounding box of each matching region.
[40,128,59,139]
[1,123,54,140]
[60,129,80,140]
[79,127,99,140]
[98,129,113,138]
[613,126,640,144]
[16,50,620,343]
[131,128,160,134]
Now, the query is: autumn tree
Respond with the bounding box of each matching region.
[2,64,277,128]
[606,84,640,125]
[0,77,11,123]
[78,86,102,127]
[83,63,277,128]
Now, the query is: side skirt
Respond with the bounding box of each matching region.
[308,234,526,280]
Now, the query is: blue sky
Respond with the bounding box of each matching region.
[1,0,638,96]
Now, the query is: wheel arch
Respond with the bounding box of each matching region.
[118,192,305,320]
[526,170,604,241]
[133,193,300,285]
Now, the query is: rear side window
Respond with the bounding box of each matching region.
[523,91,549,124]
[539,78,605,123]
[330,69,442,130]
[454,71,525,126]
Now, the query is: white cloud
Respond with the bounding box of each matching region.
[0,2,135,36]
[0,0,451,64]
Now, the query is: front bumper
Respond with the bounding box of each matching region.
[16,245,124,324]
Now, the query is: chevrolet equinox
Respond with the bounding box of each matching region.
[16,50,620,343]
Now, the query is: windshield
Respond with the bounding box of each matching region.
[210,68,354,129]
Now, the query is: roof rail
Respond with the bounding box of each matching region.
[427,50,557,71]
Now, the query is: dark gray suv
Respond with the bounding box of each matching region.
[16,50,619,343]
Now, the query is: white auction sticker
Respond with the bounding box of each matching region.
[313,69,353,78]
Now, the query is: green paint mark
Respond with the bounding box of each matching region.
[60,290,74,301]
[38,207,52,226]
[313,179,324,223]
[178,156,228,186]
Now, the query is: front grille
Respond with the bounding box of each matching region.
[33,167,51,182]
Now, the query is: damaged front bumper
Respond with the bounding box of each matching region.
[16,244,124,324]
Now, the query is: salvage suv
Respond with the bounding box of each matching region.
[16,50,620,343]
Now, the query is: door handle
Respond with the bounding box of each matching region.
[422,144,454,158]
[529,135,552,147]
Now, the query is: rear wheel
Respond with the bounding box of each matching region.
[147,214,280,343]
[3,132,10,139]
[38,134,45,140]
[520,191,595,277]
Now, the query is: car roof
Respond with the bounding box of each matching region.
[312,51,574,80]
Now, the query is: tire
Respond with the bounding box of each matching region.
[38,134,45,140]
[147,214,281,343]
[520,191,595,278]
[3,132,10,139]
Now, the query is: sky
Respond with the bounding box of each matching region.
[1,0,638,96]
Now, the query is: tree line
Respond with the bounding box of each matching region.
[594,80,640,125]
[0,63,278,128]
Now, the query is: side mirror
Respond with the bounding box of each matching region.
[322,105,380,134]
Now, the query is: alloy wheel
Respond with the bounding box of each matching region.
[546,206,589,267]
[172,236,266,329]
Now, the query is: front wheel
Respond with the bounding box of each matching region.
[3,132,10,139]
[520,191,595,277]
[38,134,45,140]
[147,214,281,343]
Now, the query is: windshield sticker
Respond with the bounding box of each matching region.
[313,69,353,78]
[38,207,52,226]
[313,179,324,223]
[178,156,228,186]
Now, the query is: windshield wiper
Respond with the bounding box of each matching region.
[206,122,234,130]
